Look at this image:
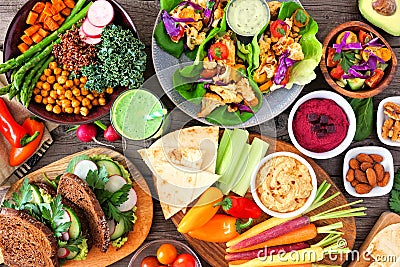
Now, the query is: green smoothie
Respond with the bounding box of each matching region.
[111,89,164,140]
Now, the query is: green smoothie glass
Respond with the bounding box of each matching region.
[110,89,168,141]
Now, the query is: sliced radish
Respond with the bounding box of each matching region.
[82,35,102,45]
[57,209,71,226]
[57,248,70,259]
[104,175,127,193]
[87,0,114,27]
[74,160,98,180]
[61,232,70,241]
[117,188,137,212]
[107,219,116,236]
[81,18,103,38]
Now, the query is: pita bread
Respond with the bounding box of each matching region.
[366,223,400,267]
[138,126,220,219]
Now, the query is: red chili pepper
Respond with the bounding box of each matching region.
[0,98,39,148]
[214,196,262,219]
[9,117,44,167]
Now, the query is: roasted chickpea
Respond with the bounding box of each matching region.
[72,88,80,97]
[54,67,62,75]
[80,107,89,116]
[98,97,106,106]
[56,100,62,106]
[53,83,62,91]
[74,106,80,114]
[92,91,99,97]
[65,90,73,99]
[46,104,53,112]
[50,90,58,99]
[44,68,52,76]
[59,95,66,100]
[74,78,80,86]
[41,90,49,97]
[82,98,90,107]
[65,107,74,114]
[79,83,85,89]
[106,87,113,94]
[42,98,48,105]
[87,104,93,110]
[63,64,68,70]
[42,82,51,91]
[81,88,89,96]
[49,62,58,70]
[61,99,71,108]
[53,105,61,114]
[80,76,87,84]
[76,95,84,101]
[92,99,99,106]
[34,95,42,103]
[86,94,94,101]
[71,99,80,108]
[65,80,74,88]
[47,76,56,84]
[36,81,44,89]
[61,70,69,76]
[40,74,47,81]
[33,88,40,95]
[47,97,55,104]
[57,76,67,85]
[57,88,65,96]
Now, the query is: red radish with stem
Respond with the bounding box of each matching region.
[75,123,114,147]
[225,242,309,261]
[57,248,70,259]
[94,120,121,142]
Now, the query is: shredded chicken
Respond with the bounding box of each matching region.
[186,27,206,50]
[198,93,225,117]
[236,78,259,107]
[203,58,218,70]
[287,42,304,61]
[210,84,243,103]
[268,1,282,19]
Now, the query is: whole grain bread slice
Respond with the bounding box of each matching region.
[57,173,110,252]
[0,208,59,267]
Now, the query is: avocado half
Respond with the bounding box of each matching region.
[359,0,400,36]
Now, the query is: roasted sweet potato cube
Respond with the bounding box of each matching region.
[37,27,49,37]
[52,13,63,21]
[52,0,66,12]
[43,23,50,31]
[31,32,44,43]
[32,2,45,13]
[44,16,59,31]
[57,17,65,26]
[43,2,56,16]
[60,7,71,16]
[18,43,29,53]
[38,12,47,23]
[26,11,39,25]
[24,24,41,36]
[20,34,33,45]
[64,0,75,9]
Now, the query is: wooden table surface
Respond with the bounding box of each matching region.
[0,0,399,266]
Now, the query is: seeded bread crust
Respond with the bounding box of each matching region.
[0,208,59,267]
[57,173,110,252]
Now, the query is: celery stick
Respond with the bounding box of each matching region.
[218,143,251,194]
[216,129,233,173]
[232,137,269,196]
[216,129,249,180]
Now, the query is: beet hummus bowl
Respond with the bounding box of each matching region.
[288,90,356,159]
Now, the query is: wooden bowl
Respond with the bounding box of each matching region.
[3,0,139,125]
[320,21,397,99]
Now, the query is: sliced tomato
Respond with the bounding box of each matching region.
[209,42,229,60]
[327,47,339,67]
[358,30,372,45]
[200,68,218,78]
[171,24,185,42]
[330,64,344,80]
[365,69,384,88]
[270,20,289,38]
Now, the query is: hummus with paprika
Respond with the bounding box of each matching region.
[256,156,313,213]
[292,99,349,153]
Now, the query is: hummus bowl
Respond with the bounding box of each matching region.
[288,90,356,159]
[250,152,317,218]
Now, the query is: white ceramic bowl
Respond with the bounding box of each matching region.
[377,96,400,147]
[288,90,356,159]
[343,146,394,197]
[250,152,317,218]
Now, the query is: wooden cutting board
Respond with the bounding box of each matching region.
[171,134,356,266]
[348,211,400,267]
[3,148,153,267]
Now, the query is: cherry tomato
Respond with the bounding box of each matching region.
[141,256,160,267]
[330,64,344,80]
[172,254,197,267]
[326,47,339,68]
[171,25,185,42]
[365,69,384,88]
[209,42,229,60]
[157,244,178,265]
[270,20,289,38]
[358,30,372,45]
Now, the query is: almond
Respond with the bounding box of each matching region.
[378,172,390,187]
[355,169,368,183]
[374,163,385,182]
[356,153,374,163]
[360,162,373,171]
[355,183,372,194]
[346,169,355,182]
[351,180,359,187]
[366,168,377,188]
[349,158,360,169]
[370,154,384,163]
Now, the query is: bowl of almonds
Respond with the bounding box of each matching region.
[343,146,394,197]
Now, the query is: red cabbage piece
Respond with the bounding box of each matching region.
[197,77,214,83]
[204,83,211,89]
[342,68,371,79]
[273,50,297,85]
[230,103,254,114]
[162,10,182,37]
[363,37,384,48]
[178,1,203,10]
[333,31,349,53]
[206,0,220,28]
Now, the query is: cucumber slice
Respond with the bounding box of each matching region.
[30,184,43,204]
[65,207,81,240]
[110,218,125,240]
[96,160,122,176]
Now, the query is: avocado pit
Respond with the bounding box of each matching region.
[372,0,397,16]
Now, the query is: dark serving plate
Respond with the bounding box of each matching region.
[3,0,139,125]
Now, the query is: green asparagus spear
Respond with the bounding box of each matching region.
[0,84,11,96]
[0,2,93,74]
[8,83,18,100]
[13,39,60,91]
[22,56,54,107]
[65,0,87,24]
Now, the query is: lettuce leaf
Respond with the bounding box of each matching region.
[160,0,183,12]
[154,21,184,59]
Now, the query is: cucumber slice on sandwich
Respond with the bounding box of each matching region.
[96,160,122,176]
[64,206,81,240]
